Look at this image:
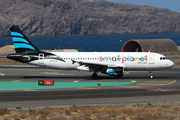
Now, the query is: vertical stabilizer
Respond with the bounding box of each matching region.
[10,26,39,53]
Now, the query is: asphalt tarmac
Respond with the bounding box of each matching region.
[0,64,180,108]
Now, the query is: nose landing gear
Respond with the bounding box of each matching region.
[149,70,154,79]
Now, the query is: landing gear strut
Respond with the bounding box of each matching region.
[92,73,98,79]
[149,70,154,79]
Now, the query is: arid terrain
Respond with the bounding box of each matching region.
[1,0,180,37]
[1,102,180,120]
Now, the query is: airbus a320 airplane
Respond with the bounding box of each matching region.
[7,26,174,79]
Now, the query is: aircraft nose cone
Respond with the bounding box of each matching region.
[171,61,174,67]
[169,60,174,68]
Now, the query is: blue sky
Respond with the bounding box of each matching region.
[106,0,180,13]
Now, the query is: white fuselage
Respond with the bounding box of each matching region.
[29,52,174,71]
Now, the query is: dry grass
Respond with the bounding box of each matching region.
[173,61,180,66]
[162,52,180,57]
[0,60,23,64]
[1,102,180,120]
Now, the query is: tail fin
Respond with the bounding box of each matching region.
[10,26,39,53]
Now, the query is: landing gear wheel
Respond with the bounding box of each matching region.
[92,73,98,79]
[149,70,154,79]
[150,75,154,79]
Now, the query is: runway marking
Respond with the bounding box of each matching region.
[165,80,176,85]
[140,80,176,86]
[24,89,39,91]
[131,80,136,82]
[146,89,180,92]
[157,80,177,85]
[0,73,6,76]
[125,71,129,74]
[73,81,79,82]
[12,80,21,82]
[144,81,171,84]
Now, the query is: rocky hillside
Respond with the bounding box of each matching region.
[1,0,180,37]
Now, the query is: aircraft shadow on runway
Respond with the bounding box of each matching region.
[22,75,178,80]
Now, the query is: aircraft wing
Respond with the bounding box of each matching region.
[72,60,108,68]
[72,60,126,77]
[72,60,126,69]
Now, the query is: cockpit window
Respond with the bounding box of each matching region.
[160,57,168,60]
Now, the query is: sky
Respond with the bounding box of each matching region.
[106,0,180,13]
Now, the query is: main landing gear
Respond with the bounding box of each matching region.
[149,70,154,79]
[92,73,98,79]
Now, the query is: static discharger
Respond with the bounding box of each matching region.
[38,80,54,86]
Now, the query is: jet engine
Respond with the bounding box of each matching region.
[106,67,124,76]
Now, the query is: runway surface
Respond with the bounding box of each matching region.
[0,64,180,108]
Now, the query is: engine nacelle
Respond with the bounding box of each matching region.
[106,67,124,76]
